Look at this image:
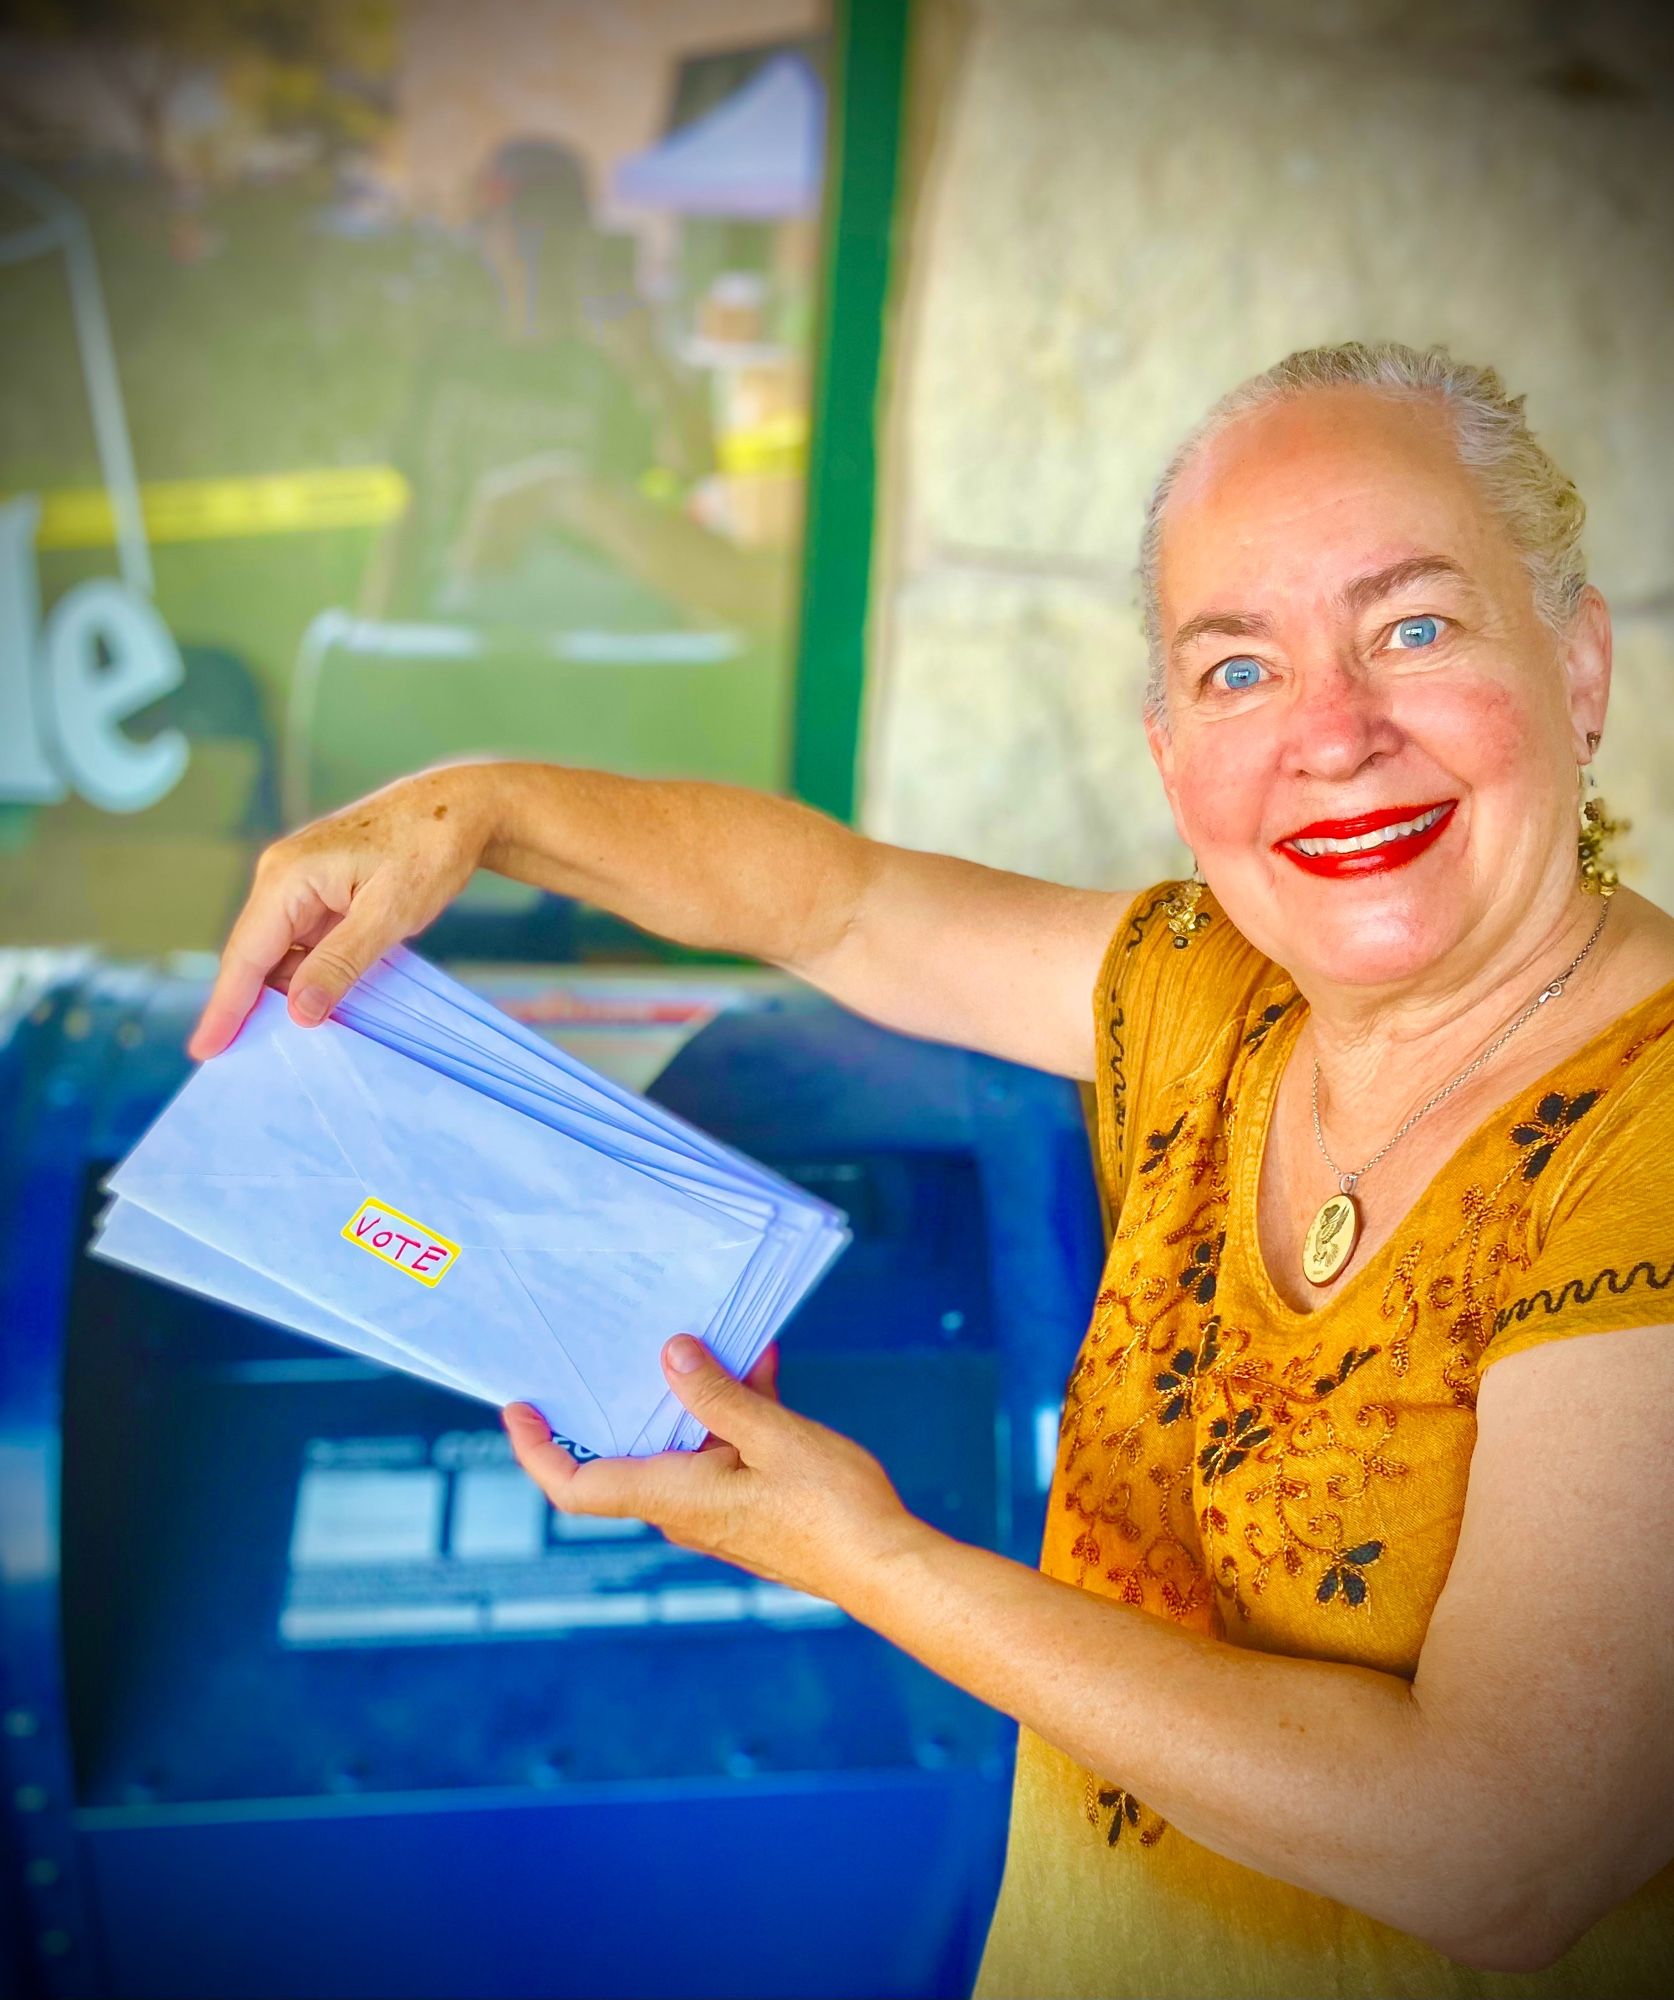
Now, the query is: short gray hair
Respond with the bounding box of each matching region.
[1139,340,1590,718]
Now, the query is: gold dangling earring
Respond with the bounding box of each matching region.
[1578,734,1626,898]
[1164,864,1212,947]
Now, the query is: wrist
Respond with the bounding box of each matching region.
[827,1505,943,1624]
[473,761,537,875]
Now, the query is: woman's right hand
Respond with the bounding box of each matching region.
[188,766,495,1059]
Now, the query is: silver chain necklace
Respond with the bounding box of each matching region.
[1300,897,1611,1287]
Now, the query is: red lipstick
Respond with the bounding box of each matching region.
[1274,800,1457,879]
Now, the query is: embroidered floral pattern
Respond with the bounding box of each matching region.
[1242,997,1298,1052]
[1055,892,1671,1862]
[1179,1232,1223,1304]
[1313,1345,1378,1397]
[1092,1785,1167,1848]
[1153,1324,1220,1425]
[1197,1407,1271,1482]
[1510,1089,1600,1180]
[1139,1112,1188,1176]
[1316,1541,1384,1607]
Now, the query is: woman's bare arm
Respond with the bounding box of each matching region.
[487,764,1127,1073]
[837,1323,1674,1971]
[508,1318,1673,1973]
[191,761,1129,1075]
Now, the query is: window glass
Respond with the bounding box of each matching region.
[0,1,829,958]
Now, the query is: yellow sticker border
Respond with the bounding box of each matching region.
[342,1196,460,1288]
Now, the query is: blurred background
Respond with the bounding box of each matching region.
[0,0,835,955]
[1,3,1671,1997]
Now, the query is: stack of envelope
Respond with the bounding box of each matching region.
[93,948,850,1459]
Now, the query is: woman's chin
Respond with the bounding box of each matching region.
[1225,863,1474,990]
[1286,901,1471,989]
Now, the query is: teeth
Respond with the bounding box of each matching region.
[1291,805,1447,857]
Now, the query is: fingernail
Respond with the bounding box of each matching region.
[294,985,330,1025]
[666,1336,703,1373]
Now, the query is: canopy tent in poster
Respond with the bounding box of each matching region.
[613,53,824,218]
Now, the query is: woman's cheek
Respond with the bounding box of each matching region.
[1170,730,1281,850]
[1397,679,1525,786]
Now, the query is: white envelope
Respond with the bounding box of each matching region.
[93,1198,481,1398]
[107,990,762,1457]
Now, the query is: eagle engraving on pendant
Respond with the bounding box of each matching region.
[1302,1193,1359,1287]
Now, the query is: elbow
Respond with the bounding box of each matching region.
[1423,1882,1584,1976]
[1440,1933,1568,1978]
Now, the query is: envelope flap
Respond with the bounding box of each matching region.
[109,991,363,1193]
[280,1003,758,1264]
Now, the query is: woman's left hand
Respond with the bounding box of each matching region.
[501,1335,917,1605]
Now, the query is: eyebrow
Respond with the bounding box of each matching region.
[1338,554,1471,614]
[1169,554,1474,662]
[1169,608,1273,658]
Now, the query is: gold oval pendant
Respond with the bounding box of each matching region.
[1302,1192,1359,1287]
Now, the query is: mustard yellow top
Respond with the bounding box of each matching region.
[976,885,1674,1999]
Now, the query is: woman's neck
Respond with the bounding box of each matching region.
[1293,890,1619,1162]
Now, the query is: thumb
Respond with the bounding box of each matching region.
[663,1336,781,1449]
[288,897,400,1026]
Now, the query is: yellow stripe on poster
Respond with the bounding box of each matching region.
[25,466,409,549]
[716,414,808,476]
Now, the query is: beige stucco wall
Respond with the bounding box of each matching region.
[863,0,1674,911]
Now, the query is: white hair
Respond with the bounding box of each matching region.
[1139,340,1590,719]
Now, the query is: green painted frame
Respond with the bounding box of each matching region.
[790,0,911,824]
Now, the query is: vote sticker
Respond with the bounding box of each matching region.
[342,1198,460,1286]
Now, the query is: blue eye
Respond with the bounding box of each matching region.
[1213,656,1266,691]
[1393,615,1442,649]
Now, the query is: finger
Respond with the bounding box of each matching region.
[503,1404,721,1518]
[286,887,404,1027]
[564,1450,723,1519]
[743,1342,780,1402]
[188,881,325,1059]
[501,1402,584,1501]
[662,1335,787,1452]
[267,945,311,996]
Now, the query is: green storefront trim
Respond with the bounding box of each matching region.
[790,0,911,825]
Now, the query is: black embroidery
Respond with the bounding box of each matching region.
[1509,1089,1601,1181]
[1153,1320,1222,1425]
[1095,1786,1165,1848]
[1178,1231,1224,1305]
[1198,1407,1272,1483]
[1312,1345,1379,1398]
[1105,1001,1129,1184]
[1105,890,1172,1192]
[1494,1260,1674,1334]
[1316,1541,1383,1608]
[1242,995,1298,1052]
[1122,888,1173,959]
[1139,1111,1188,1175]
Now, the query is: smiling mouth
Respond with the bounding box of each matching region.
[1275,800,1457,877]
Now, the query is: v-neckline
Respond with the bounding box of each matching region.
[1230,970,1674,1332]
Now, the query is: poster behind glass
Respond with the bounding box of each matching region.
[0,0,828,956]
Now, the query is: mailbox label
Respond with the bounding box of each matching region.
[342,1198,460,1286]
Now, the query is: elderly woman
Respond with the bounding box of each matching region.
[193,342,1673,1995]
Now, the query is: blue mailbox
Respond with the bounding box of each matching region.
[0,957,1102,2000]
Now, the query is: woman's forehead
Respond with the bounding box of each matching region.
[1158,389,1506,616]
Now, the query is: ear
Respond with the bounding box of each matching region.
[1562,586,1612,761]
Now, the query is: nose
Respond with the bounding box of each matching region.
[1283,656,1403,782]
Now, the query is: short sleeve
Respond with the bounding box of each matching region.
[1484,1058,1674,1372]
[1089,882,1280,1218]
